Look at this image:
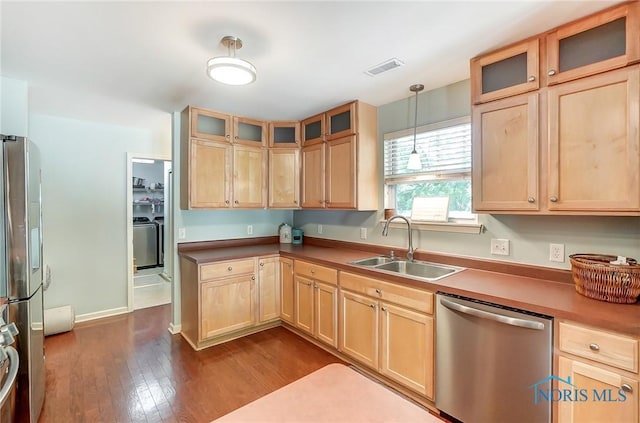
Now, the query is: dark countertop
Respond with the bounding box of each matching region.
[179,241,640,337]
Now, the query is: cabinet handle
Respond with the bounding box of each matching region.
[225,200,229,204]
[234,200,239,204]
[381,306,387,312]
[251,276,255,281]
[259,262,264,267]
[294,200,298,204]
[548,69,557,76]
[227,266,233,271]
[287,263,292,268]
[314,283,318,289]
[589,343,600,352]
[310,269,315,274]
[306,281,312,286]
[550,196,558,202]
[527,76,536,82]
[226,134,230,139]
[375,288,382,295]
[621,384,633,393]
[369,304,376,308]
[234,135,238,139]
[528,197,535,203]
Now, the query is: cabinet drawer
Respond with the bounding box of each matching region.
[340,272,433,315]
[294,260,337,284]
[559,321,639,373]
[200,258,255,281]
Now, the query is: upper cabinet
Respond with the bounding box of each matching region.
[301,113,325,146]
[269,121,300,148]
[471,38,540,104]
[471,2,640,216]
[233,116,266,147]
[300,101,379,211]
[190,107,231,143]
[546,2,640,85]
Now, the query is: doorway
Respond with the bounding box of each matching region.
[127,154,172,311]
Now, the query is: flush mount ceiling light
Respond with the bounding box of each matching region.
[207,36,256,86]
[406,84,424,170]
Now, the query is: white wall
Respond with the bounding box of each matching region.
[30,113,170,318]
[294,80,640,270]
[0,76,29,136]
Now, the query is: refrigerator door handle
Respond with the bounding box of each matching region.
[439,298,545,330]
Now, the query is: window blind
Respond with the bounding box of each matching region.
[384,119,471,184]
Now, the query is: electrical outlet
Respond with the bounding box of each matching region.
[318,224,323,234]
[178,227,186,240]
[549,243,565,262]
[360,227,367,240]
[247,225,253,235]
[490,238,510,256]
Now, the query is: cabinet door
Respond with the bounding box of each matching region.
[301,143,325,208]
[472,93,539,211]
[546,3,640,86]
[190,107,231,143]
[326,135,357,209]
[189,139,231,208]
[301,113,325,146]
[326,102,356,141]
[548,67,640,211]
[314,281,337,348]
[269,121,300,148]
[268,148,300,208]
[200,275,255,340]
[233,116,266,147]
[471,38,539,104]
[558,356,638,423]
[294,275,314,335]
[339,290,378,369]
[279,258,294,324]
[258,257,279,323]
[232,145,267,208]
[380,303,434,399]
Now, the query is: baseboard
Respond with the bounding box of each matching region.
[168,323,181,334]
[74,306,129,323]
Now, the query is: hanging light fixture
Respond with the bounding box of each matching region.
[207,36,257,86]
[406,84,424,170]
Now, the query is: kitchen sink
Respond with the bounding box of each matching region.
[349,256,396,266]
[349,256,464,282]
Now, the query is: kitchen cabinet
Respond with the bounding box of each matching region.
[339,271,434,399]
[293,260,338,348]
[233,116,266,147]
[232,145,267,208]
[180,256,281,350]
[556,321,639,423]
[258,257,280,323]
[471,38,540,104]
[300,101,378,210]
[189,107,231,143]
[547,66,640,212]
[472,93,539,211]
[546,2,640,86]
[301,113,325,146]
[268,148,300,208]
[181,138,231,208]
[269,121,300,147]
[279,257,294,324]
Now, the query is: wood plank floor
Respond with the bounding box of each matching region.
[39,305,342,423]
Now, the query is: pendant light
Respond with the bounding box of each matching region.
[406,84,424,170]
[207,36,257,86]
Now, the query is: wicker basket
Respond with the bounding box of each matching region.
[569,254,640,304]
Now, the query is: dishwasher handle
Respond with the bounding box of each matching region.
[440,298,545,330]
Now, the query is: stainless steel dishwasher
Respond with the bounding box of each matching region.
[436,292,552,423]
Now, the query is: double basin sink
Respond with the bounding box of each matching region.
[349,255,464,282]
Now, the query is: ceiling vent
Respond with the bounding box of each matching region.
[365,58,405,76]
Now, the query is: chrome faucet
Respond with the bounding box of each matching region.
[382,215,415,262]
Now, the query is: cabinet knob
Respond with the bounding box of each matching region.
[314,283,318,289]
[550,196,558,202]
[287,263,292,268]
[369,304,376,308]
[375,288,382,295]
[234,200,239,204]
[251,276,255,281]
[234,135,238,139]
[589,343,600,352]
[548,69,557,76]
[528,197,535,203]
[294,200,298,204]
[226,134,230,139]
[259,262,264,267]
[225,200,229,204]
[227,266,232,271]
[622,383,633,393]
[381,306,387,312]
[306,281,312,286]
[310,269,315,274]
[527,76,536,82]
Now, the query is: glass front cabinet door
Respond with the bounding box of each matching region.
[189,107,232,143]
[269,121,300,148]
[325,102,356,141]
[233,116,266,147]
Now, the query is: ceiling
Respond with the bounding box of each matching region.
[0,1,624,136]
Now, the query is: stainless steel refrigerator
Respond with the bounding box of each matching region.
[1,135,45,423]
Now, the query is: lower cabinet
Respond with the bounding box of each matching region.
[556,321,639,423]
[279,257,295,324]
[180,255,280,350]
[293,260,338,348]
[339,271,434,399]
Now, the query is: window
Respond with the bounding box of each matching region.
[384,117,474,222]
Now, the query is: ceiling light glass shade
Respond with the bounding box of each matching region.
[207,57,256,86]
[407,151,422,170]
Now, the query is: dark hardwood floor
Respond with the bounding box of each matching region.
[39,305,342,423]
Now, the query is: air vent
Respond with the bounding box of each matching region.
[365,58,405,76]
